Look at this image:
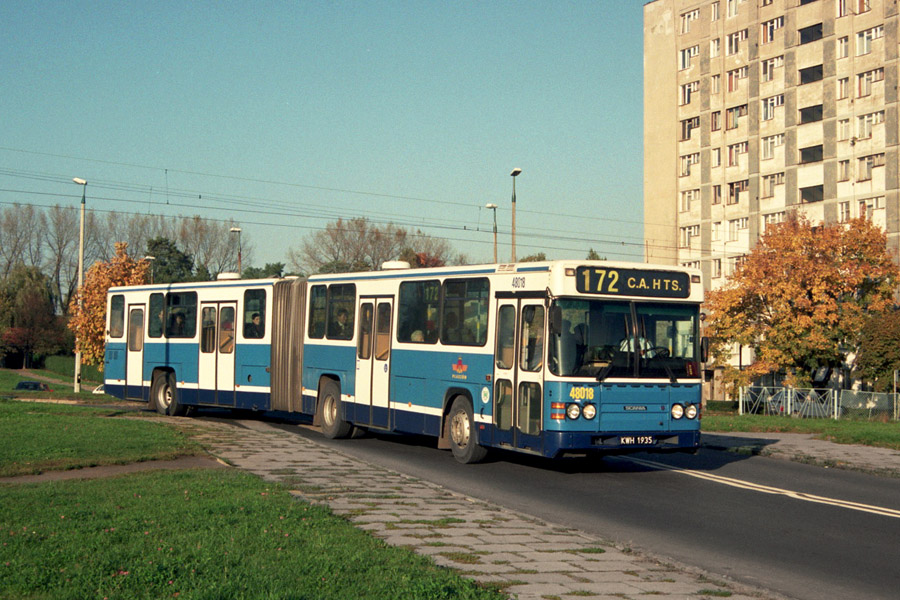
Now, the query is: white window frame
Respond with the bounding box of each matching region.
[761,94,784,120]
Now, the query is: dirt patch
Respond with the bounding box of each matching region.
[0,456,229,485]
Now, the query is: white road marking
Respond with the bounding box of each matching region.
[617,456,900,520]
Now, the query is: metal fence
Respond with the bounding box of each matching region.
[739,386,900,421]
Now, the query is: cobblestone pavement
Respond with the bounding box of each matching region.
[184,418,777,600]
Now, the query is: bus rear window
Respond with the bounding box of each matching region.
[109,295,125,338]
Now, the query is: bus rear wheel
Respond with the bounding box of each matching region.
[318,380,352,439]
[152,372,187,417]
[448,397,487,464]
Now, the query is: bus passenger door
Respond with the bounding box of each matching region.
[198,302,237,406]
[355,297,393,429]
[492,299,544,453]
[125,304,145,400]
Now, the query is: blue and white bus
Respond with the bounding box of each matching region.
[104,260,704,463]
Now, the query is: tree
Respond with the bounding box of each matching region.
[289,218,411,274]
[586,248,605,260]
[0,266,64,368]
[242,262,286,279]
[68,243,149,368]
[706,214,898,387]
[519,252,547,263]
[855,310,900,391]
[146,237,194,283]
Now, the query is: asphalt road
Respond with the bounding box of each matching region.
[279,424,900,600]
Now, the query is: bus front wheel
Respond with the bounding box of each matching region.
[152,372,187,417]
[318,380,352,439]
[448,397,487,464]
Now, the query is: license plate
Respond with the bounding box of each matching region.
[620,436,655,445]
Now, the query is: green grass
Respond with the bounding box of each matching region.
[0,400,199,477]
[0,470,502,600]
[43,355,104,385]
[703,414,900,451]
[0,368,112,402]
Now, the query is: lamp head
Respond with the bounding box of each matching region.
[72,178,87,186]
[485,203,498,209]
[510,168,522,177]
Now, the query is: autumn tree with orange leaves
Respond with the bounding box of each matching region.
[68,243,149,369]
[706,214,898,387]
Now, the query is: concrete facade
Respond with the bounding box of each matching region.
[644,0,899,285]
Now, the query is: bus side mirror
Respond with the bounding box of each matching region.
[549,306,562,335]
[700,337,709,363]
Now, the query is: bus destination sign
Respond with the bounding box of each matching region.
[575,267,691,298]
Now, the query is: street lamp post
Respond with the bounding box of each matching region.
[230,227,242,276]
[72,178,87,393]
[485,203,498,263]
[144,256,156,284]
[510,168,522,262]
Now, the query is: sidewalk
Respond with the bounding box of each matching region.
[184,418,778,600]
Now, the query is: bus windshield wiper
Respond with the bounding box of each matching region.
[596,364,613,382]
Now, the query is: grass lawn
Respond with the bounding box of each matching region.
[0,368,113,402]
[0,469,502,600]
[0,400,199,477]
[703,414,900,451]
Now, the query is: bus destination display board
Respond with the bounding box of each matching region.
[575,267,691,298]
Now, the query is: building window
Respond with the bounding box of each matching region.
[857,25,883,56]
[761,17,784,44]
[711,2,720,21]
[800,185,824,203]
[680,45,700,70]
[858,154,885,181]
[799,104,823,125]
[680,153,700,177]
[839,201,851,223]
[761,56,784,82]
[726,104,748,129]
[761,94,783,121]
[711,147,722,168]
[681,116,700,141]
[726,0,738,18]
[681,81,699,105]
[710,38,720,58]
[800,145,823,164]
[838,118,851,140]
[763,212,785,231]
[712,258,722,279]
[761,0,773,5]
[712,185,723,205]
[858,68,884,97]
[839,0,871,17]
[726,29,748,55]
[858,111,884,139]
[837,36,849,59]
[681,188,699,211]
[680,224,700,247]
[838,160,851,181]
[728,180,748,205]
[711,74,721,94]
[728,217,748,241]
[837,77,849,100]
[711,110,721,131]
[859,196,884,220]
[680,9,700,34]
[799,65,823,85]
[761,172,784,198]
[712,221,722,241]
[761,133,784,160]
[728,141,748,167]
[727,66,748,92]
[799,23,823,45]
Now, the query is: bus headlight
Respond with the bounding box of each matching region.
[566,404,581,420]
[685,404,698,419]
[582,404,596,420]
[671,404,684,420]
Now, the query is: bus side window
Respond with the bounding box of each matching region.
[243,289,265,339]
[308,285,327,339]
[496,305,515,369]
[148,293,164,338]
[109,295,125,338]
[165,292,197,338]
[128,308,144,351]
[397,280,439,343]
[326,284,355,340]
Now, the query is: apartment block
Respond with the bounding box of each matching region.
[644,0,899,288]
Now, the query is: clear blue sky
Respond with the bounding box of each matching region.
[1,1,648,268]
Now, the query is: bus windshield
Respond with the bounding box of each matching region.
[549,299,700,380]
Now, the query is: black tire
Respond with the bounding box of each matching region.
[448,397,487,464]
[318,379,352,439]
[152,372,187,417]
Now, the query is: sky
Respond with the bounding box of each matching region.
[1,1,650,270]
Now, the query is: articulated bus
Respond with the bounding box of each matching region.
[104,260,704,463]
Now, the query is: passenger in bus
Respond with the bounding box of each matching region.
[410,330,425,342]
[330,308,351,338]
[245,313,262,338]
[168,312,185,336]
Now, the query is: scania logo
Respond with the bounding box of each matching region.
[624,406,647,411]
